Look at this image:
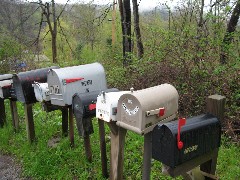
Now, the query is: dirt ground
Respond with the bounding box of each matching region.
[0,153,23,180]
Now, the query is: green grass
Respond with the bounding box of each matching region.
[0,100,239,179]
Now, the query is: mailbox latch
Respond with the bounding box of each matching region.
[146,107,165,117]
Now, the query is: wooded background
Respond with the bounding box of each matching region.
[0,0,239,139]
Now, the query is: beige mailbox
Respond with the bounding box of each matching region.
[116,84,179,135]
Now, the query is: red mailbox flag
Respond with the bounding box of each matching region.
[177,118,186,150]
[65,78,84,84]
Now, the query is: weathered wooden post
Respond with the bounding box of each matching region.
[142,131,152,180]
[24,104,35,142]
[200,94,226,179]
[0,98,6,127]
[10,100,19,132]
[68,107,74,147]
[98,119,108,178]
[61,107,68,137]
[108,123,127,180]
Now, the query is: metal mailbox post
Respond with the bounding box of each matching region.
[0,74,18,130]
[47,62,108,162]
[12,66,58,142]
[109,84,179,180]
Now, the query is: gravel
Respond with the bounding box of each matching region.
[0,154,23,180]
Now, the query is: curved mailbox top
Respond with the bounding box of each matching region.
[13,66,59,104]
[32,82,50,102]
[48,62,107,106]
[0,74,13,81]
[96,91,129,122]
[152,114,221,168]
[116,84,179,135]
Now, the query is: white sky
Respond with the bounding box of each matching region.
[53,0,173,11]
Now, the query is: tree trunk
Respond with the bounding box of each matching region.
[220,1,240,64]
[132,0,144,59]
[119,0,132,66]
[52,0,57,63]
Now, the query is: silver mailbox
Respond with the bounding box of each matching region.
[32,82,50,102]
[96,91,128,122]
[116,84,179,135]
[47,63,107,106]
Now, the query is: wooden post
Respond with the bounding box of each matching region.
[24,103,35,143]
[10,100,19,132]
[98,119,108,178]
[68,107,74,147]
[200,94,226,179]
[142,132,152,180]
[108,122,127,180]
[0,98,6,127]
[84,135,92,162]
[206,94,226,123]
[61,107,68,137]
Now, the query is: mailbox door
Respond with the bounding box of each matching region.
[117,95,143,134]
[13,66,58,104]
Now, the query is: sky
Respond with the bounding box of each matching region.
[52,0,171,11]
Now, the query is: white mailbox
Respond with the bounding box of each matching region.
[116,84,179,135]
[96,91,128,122]
[47,63,107,106]
[32,82,50,102]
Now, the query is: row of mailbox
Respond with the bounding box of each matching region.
[0,62,221,169]
[0,63,179,135]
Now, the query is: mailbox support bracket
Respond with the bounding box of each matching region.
[163,148,219,178]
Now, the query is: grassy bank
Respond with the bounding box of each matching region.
[0,101,239,179]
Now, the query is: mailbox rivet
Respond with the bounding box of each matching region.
[130,87,134,93]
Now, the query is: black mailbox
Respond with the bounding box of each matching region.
[13,66,58,104]
[72,88,118,137]
[152,114,221,168]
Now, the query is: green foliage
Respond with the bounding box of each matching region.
[0,101,239,179]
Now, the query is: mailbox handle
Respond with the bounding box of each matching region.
[177,118,186,150]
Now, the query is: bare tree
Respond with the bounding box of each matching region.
[220,0,240,64]
[36,0,58,63]
[132,0,144,59]
[119,0,132,66]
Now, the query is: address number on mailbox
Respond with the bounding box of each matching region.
[49,85,60,94]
